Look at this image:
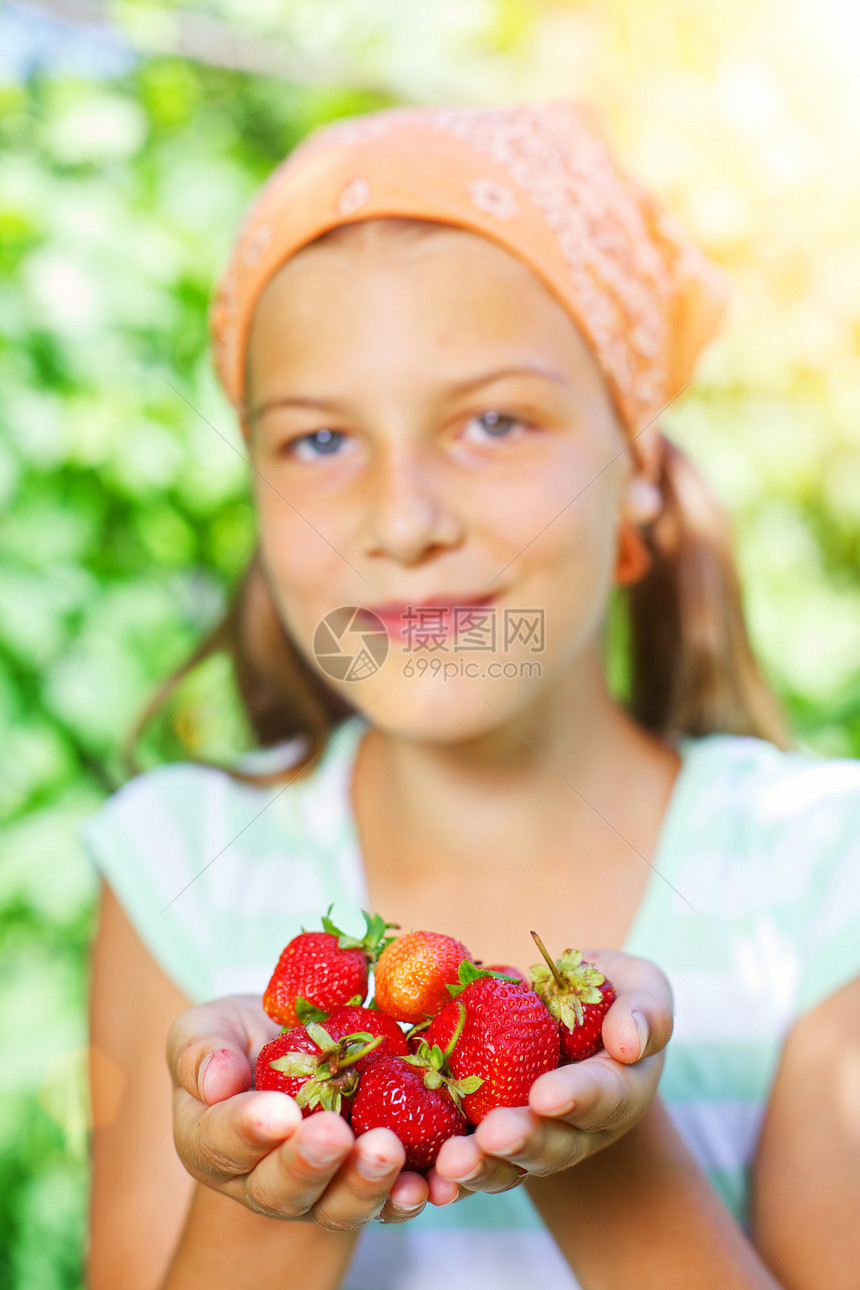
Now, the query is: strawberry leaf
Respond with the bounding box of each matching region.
[555,995,586,1030]
[270,1053,319,1077]
[319,1083,343,1114]
[295,1080,319,1109]
[530,945,606,1027]
[402,1040,433,1068]
[445,959,520,997]
[295,997,328,1025]
[360,910,400,959]
[305,1023,338,1054]
[429,1044,446,1070]
[320,906,399,960]
[450,1075,483,1096]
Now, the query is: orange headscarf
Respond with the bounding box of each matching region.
[209,99,730,446]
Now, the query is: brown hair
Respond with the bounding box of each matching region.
[123,219,791,783]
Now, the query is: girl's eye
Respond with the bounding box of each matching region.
[278,410,529,460]
[462,410,528,443]
[281,428,352,462]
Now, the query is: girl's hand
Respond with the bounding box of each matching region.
[166,994,429,1228]
[428,949,674,1203]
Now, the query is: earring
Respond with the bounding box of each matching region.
[626,476,662,524]
[615,520,653,587]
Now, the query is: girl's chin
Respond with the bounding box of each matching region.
[329,671,541,739]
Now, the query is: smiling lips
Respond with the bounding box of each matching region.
[357,593,497,638]
[365,592,497,618]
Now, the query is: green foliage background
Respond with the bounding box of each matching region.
[1,1,858,1285]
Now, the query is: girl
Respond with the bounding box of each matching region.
[82,101,860,1290]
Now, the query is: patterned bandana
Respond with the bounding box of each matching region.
[209,99,730,441]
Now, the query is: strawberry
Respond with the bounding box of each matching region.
[374,931,471,1024]
[323,1004,410,1068]
[254,1022,383,1118]
[263,909,396,1028]
[529,932,617,1062]
[349,1054,475,1170]
[425,963,560,1125]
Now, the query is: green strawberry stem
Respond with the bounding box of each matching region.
[442,1000,467,1062]
[338,1032,384,1069]
[405,1018,431,1044]
[530,930,566,990]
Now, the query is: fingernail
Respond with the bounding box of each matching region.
[199,1053,214,1100]
[394,1201,425,1215]
[357,1153,396,1181]
[633,1011,649,1061]
[302,1142,346,1167]
[531,1085,574,1116]
[495,1136,526,1156]
[253,1095,298,1138]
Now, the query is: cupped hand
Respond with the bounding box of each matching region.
[166,993,428,1228]
[428,948,674,1204]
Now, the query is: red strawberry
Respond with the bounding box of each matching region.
[263,909,396,1028]
[425,964,560,1125]
[529,932,617,1061]
[254,1022,383,1118]
[350,1054,472,1170]
[374,931,471,1024]
[324,1005,410,1068]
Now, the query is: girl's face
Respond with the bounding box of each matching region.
[245,222,636,739]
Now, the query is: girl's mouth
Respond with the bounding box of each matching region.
[358,594,498,641]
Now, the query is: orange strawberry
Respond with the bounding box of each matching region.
[529,932,617,1062]
[374,931,471,1024]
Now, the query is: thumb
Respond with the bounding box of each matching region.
[603,1001,673,1064]
[167,1000,263,1104]
[195,1047,253,1104]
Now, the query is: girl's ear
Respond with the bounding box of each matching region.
[614,518,653,587]
[614,432,664,587]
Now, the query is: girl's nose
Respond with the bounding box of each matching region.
[360,447,462,564]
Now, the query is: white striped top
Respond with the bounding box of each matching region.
[80,717,860,1289]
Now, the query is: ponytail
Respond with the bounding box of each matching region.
[626,433,792,750]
